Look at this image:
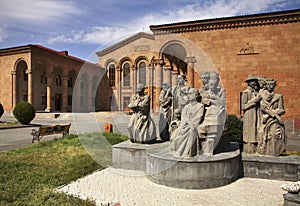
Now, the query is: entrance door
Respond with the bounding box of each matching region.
[55,93,62,111]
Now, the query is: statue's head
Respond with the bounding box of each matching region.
[201,72,210,85]
[174,108,181,120]
[265,78,276,92]
[177,75,186,86]
[188,88,200,101]
[136,84,145,94]
[162,82,170,91]
[245,74,258,89]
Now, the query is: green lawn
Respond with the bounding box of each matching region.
[0,133,128,206]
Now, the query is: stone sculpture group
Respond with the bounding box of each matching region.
[128,72,226,158]
[242,75,286,156]
[127,72,286,157]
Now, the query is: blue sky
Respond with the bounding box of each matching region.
[0,0,299,63]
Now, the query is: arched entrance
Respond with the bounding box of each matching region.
[15,60,28,104]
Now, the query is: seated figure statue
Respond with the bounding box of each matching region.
[128,84,156,144]
[198,72,226,149]
[170,88,205,158]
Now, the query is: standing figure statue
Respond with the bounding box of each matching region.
[258,78,286,156]
[241,75,262,153]
[128,84,156,144]
[159,82,172,141]
[170,88,205,158]
[171,75,189,121]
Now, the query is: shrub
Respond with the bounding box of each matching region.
[13,101,36,124]
[225,114,244,143]
[0,103,3,118]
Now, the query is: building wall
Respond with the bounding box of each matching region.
[176,22,300,119]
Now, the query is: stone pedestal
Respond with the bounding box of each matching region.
[283,193,300,206]
[146,142,241,189]
[112,140,168,171]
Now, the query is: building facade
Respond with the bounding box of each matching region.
[97,9,300,119]
[0,44,110,112]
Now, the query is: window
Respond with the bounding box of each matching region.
[68,77,73,87]
[123,96,130,111]
[68,95,72,106]
[139,62,146,86]
[56,75,62,86]
[41,93,46,105]
[123,63,130,86]
[92,76,98,91]
[23,94,28,101]
[23,71,28,81]
[40,74,47,84]
[109,64,116,87]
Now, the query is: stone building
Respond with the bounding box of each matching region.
[97,9,300,119]
[0,44,110,112]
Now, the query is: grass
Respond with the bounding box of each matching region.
[0,132,128,206]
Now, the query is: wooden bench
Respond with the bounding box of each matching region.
[31,124,71,143]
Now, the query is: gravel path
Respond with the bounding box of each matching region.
[57,167,287,206]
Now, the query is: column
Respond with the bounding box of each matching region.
[116,66,121,111]
[26,69,33,104]
[132,66,137,94]
[153,59,164,112]
[45,73,53,112]
[163,67,172,86]
[185,57,196,88]
[62,76,68,112]
[11,71,17,108]
[147,64,153,111]
[172,70,178,87]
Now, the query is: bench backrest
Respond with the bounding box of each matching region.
[39,124,71,136]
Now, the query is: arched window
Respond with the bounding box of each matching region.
[56,75,62,86]
[109,64,115,87]
[68,77,73,87]
[23,70,28,81]
[138,62,146,86]
[40,74,47,84]
[123,63,130,86]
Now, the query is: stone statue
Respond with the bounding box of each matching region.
[258,78,286,156]
[128,84,156,144]
[241,74,262,153]
[158,82,172,141]
[171,75,189,121]
[281,181,300,193]
[198,72,226,149]
[169,108,181,142]
[170,88,205,158]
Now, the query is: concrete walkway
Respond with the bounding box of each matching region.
[57,167,288,206]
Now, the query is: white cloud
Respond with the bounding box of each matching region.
[46,0,290,45]
[0,0,81,23]
[0,25,9,42]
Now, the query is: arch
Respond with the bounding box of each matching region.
[104,58,116,69]
[134,56,149,66]
[159,40,189,60]
[119,57,133,67]
[14,59,29,103]
[159,40,188,75]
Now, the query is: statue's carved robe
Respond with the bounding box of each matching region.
[242,87,260,143]
[128,94,156,144]
[259,91,286,156]
[171,102,205,157]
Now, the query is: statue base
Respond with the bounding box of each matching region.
[283,193,300,206]
[146,142,241,189]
